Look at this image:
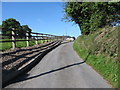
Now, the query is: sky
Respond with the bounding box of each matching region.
[2,2,81,38]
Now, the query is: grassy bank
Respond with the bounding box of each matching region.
[73,26,119,88]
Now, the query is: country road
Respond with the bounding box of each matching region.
[5,42,112,88]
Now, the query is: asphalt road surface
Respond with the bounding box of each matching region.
[6,42,112,88]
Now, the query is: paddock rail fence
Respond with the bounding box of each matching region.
[0,28,69,50]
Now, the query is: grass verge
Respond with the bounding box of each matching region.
[73,26,119,88]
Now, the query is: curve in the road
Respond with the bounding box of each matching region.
[5,42,112,88]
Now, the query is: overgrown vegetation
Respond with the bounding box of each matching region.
[64,2,120,35]
[73,26,119,88]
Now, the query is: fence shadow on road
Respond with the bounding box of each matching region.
[6,61,86,87]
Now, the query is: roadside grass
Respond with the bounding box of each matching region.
[0,39,51,51]
[73,26,119,88]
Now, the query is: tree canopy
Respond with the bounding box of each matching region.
[2,18,21,35]
[2,18,32,38]
[18,25,32,38]
[64,2,120,35]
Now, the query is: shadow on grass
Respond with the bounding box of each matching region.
[1,41,54,56]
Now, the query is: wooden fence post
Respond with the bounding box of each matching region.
[54,36,56,41]
[63,36,64,41]
[50,35,52,42]
[12,28,16,49]
[45,35,47,43]
[26,31,29,47]
[40,34,43,43]
[46,35,48,42]
[35,33,38,45]
[42,34,45,43]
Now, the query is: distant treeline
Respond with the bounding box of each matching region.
[0,18,32,39]
[64,2,120,35]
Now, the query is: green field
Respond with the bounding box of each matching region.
[73,26,119,88]
[0,39,51,51]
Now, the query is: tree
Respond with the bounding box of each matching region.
[2,18,21,37]
[2,18,32,38]
[64,2,120,35]
[16,25,32,39]
[21,25,32,38]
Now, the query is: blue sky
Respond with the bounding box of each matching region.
[2,2,81,37]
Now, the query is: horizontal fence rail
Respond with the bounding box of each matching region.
[0,28,71,49]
